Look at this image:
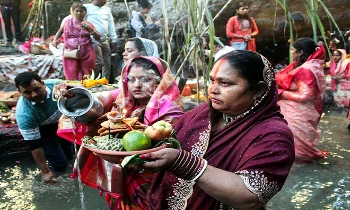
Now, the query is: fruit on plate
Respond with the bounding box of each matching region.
[122,130,152,151]
[144,120,173,142]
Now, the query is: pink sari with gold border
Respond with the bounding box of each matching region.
[73,56,183,210]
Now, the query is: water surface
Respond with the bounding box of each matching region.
[1,109,349,210]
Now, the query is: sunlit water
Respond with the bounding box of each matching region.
[268,107,350,210]
[0,107,349,210]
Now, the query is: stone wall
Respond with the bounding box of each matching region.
[16,0,350,62]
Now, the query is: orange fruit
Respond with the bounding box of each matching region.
[122,130,152,151]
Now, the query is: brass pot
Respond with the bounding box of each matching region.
[57,87,104,124]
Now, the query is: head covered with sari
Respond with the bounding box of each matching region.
[276,37,326,114]
[148,50,295,209]
[115,56,183,125]
[125,37,159,57]
[329,49,350,75]
[138,37,159,57]
[276,38,326,92]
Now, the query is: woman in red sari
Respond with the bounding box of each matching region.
[276,38,328,163]
[53,3,100,80]
[139,50,295,209]
[74,56,183,210]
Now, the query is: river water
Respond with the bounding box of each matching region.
[1,107,349,210]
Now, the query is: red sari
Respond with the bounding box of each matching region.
[147,55,295,209]
[276,46,327,162]
[73,56,183,210]
[62,18,96,80]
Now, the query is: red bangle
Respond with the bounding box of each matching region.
[168,150,207,181]
[41,170,50,175]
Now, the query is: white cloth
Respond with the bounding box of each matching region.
[214,46,235,61]
[139,37,159,57]
[83,4,117,42]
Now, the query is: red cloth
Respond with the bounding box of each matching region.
[226,16,259,51]
[148,56,295,209]
[276,46,327,162]
[73,57,183,210]
[276,46,326,115]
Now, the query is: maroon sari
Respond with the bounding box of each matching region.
[147,56,295,209]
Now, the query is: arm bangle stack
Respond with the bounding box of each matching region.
[168,149,208,181]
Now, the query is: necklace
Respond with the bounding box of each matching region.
[222,108,253,125]
[222,113,236,125]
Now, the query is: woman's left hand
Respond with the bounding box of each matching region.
[140,148,179,172]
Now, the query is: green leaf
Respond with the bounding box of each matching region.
[121,154,145,168]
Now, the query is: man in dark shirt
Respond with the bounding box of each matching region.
[0,0,23,46]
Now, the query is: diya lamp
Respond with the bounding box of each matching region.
[106,107,125,123]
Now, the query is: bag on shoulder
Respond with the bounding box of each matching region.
[63,19,82,59]
[64,48,80,59]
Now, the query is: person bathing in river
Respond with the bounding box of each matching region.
[15,72,73,183]
[276,38,328,163]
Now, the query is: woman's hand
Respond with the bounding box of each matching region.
[244,34,252,41]
[52,39,58,48]
[81,21,93,32]
[140,148,179,172]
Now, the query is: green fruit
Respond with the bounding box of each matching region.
[122,130,152,151]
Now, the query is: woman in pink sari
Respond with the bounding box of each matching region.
[329,49,350,107]
[53,3,100,80]
[137,50,295,209]
[276,38,328,163]
[74,56,183,209]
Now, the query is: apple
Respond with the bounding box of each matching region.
[144,120,173,142]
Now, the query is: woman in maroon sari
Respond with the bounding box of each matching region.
[139,50,295,209]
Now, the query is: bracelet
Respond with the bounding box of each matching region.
[90,30,96,35]
[41,169,50,175]
[168,149,207,181]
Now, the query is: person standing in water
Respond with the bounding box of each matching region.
[15,72,73,183]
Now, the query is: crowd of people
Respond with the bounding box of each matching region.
[7,0,350,209]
